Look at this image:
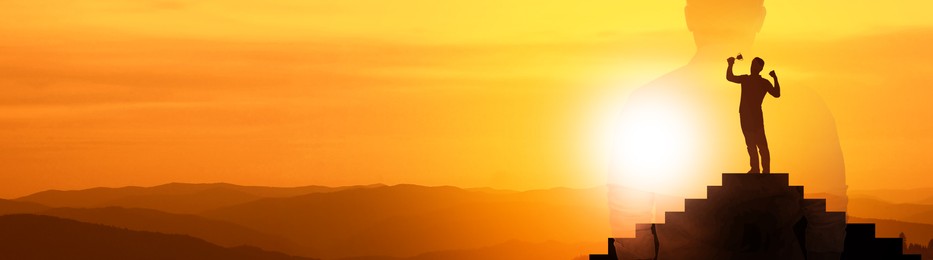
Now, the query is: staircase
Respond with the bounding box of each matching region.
[589,173,920,260]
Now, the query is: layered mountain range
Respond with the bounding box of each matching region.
[2,182,931,259]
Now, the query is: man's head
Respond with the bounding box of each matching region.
[685,0,766,49]
[750,57,764,75]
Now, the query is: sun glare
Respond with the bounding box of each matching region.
[609,94,699,194]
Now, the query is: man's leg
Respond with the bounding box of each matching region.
[740,114,760,173]
[758,127,770,174]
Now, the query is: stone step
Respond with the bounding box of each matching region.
[802,198,827,213]
[845,223,877,241]
[873,238,906,255]
[706,186,724,199]
[588,254,614,260]
[591,173,921,259]
[664,211,687,226]
[824,211,847,225]
[587,238,617,260]
[684,198,707,213]
[634,223,655,232]
[721,173,790,188]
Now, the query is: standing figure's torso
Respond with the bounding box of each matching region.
[738,75,772,113]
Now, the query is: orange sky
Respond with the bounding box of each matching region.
[1,0,933,198]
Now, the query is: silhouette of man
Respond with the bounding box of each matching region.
[726,56,780,174]
[607,0,847,259]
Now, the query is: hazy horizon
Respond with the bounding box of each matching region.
[8,179,933,201]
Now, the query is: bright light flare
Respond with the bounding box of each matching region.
[608,93,700,195]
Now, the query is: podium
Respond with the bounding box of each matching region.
[590,173,920,260]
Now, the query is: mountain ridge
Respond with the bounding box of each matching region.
[0,214,313,260]
[38,206,301,255]
[202,184,608,259]
[17,183,384,213]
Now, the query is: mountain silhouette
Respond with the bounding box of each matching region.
[0,214,313,260]
[850,188,933,205]
[9,183,933,259]
[37,206,300,255]
[0,199,48,215]
[17,183,380,214]
[328,187,608,258]
[202,184,608,258]
[916,196,933,205]
[848,197,933,225]
[336,240,599,260]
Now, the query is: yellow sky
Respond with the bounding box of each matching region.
[1,0,933,198]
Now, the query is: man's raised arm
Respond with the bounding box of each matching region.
[768,70,781,97]
[726,57,741,83]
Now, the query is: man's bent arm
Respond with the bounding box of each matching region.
[726,59,741,83]
[769,73,781,97]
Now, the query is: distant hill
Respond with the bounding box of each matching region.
[17,183,380,214]
[337,240,601,260]
[0,214,313,260]
[918,195,933,205]
[203,184,609,259]
[0,199,48,215]
[38,207,301,256]
[19,182,933,260]
[850,188,933,205]
[847,197,933,225]
[801,193,933,227]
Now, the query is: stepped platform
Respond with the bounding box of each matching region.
[590,173,920,260]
